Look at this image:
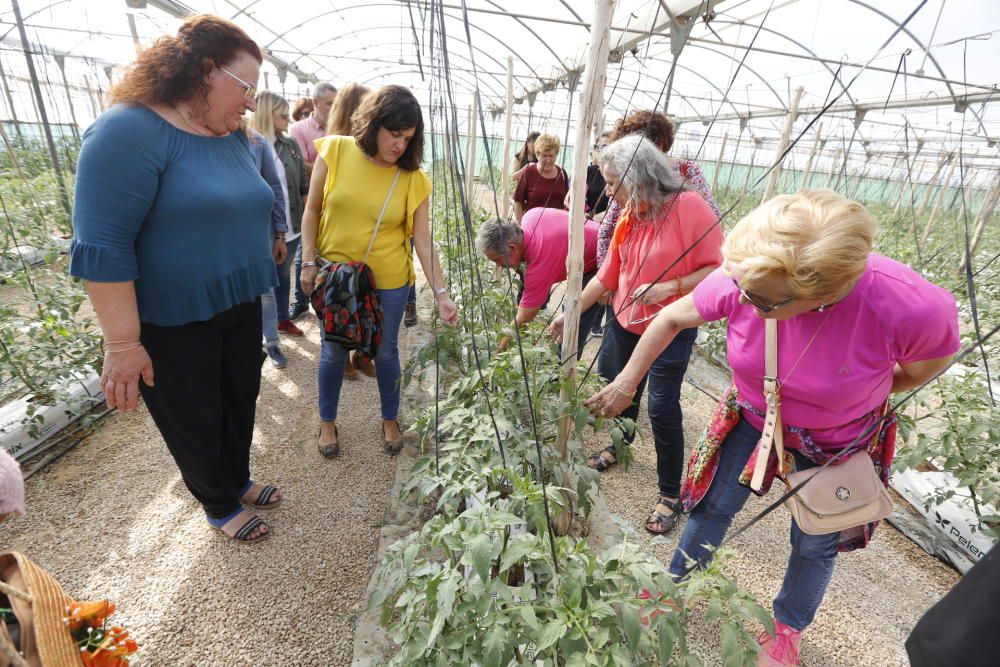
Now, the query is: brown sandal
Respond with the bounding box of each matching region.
[382,421,404,455]
[645,496,682,535]
[317,423,340,459]
[351,350,376,378]
[586,445,618,472]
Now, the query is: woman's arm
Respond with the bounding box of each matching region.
[85,281,154,413]
[584,295,706,416]
[412,198,459,325]
[299,155,328,295]
[892,356,954,393]
[630,264,718,306]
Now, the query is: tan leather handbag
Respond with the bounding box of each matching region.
[751,318,892,535]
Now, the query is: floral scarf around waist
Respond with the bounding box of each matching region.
[679,385,897,552]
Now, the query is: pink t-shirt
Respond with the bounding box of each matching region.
[693,254,960,449]
[597,191,723,334]
[289,114,325,165]
[520,207,599,309]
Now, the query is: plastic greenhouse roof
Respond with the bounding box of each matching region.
[1,0,999,183]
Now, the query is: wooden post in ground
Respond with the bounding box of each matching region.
[960,172,1000,272]
[895,158,927,216]
[922,158,958,244]
[761,87,803,203]
[464,94,478,205]
[555,0,616,535]
[501,57,514,219]
[917,152,953,219]
[712,130,728,193]
[824,149,841,188]
[799,123,822,190]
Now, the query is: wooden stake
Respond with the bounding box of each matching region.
[761,86,803,203]
[961,172,1000,272]
[916,152,953,219]
[555,0,616,534]
[711,130,728,193]
[501,57,514,219]
[799,123,822,190]
[464,94,478,204]
[824,148,841,189]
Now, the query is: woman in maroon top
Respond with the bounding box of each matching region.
[513,133,569,221]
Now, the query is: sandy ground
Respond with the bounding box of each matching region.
[0,265,960,666]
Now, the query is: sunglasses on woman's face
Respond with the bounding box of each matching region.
[732,278,795,313]
[219,66,257,101]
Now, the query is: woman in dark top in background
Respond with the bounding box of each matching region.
[510,130,540,181]
[71,15,280,544]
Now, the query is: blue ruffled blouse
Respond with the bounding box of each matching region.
[70,105,277,326]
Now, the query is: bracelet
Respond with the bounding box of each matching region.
[434,287,449,297]
[106,343,143,354]
[301,261,319,268]
[608,382,636,397]
[104,339,139,346]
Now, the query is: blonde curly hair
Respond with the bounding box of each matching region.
[723,189,876,301]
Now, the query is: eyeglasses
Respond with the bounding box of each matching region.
[732,278,795,313]
[218,66,257,101]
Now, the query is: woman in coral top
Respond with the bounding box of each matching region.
[550,134,723,535]
[300,85,458,458]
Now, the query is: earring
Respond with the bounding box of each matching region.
[817,303,826,312]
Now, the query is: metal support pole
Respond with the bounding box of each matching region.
[11,0,70,215]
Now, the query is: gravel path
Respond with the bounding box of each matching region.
[0,279,960,666]
[0,310,425,666]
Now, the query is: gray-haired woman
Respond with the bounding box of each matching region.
[550,135,723,534]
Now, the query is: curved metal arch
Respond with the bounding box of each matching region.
[352,64,493,106]
[0,0,71,42]
[845,0,990,137]
[705,18,859,109]
[263,4,549,88]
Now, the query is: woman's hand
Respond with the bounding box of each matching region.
[631,282,674,306]
[549,314,565,342]
[273,239,287,265]
[437,295,459,325]
[101,345,154,413]
[300,265,318,296]
[584,378,636,419]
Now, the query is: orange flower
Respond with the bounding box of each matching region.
[65,600,113,632]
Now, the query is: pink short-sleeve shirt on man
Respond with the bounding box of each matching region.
[519,207,599,309]
[289,114,325,165]
[693,254,960,449]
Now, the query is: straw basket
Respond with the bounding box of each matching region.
[0,551,80,667]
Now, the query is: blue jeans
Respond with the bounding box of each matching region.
[597,319,696,498]
[408,281,417,304]
[261,288,278,347]
[276,236,299,321]
[669,416,841,630]
[318,284,409,421]
[292,240,308,311]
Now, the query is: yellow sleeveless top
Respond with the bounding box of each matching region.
[314,135,431,290]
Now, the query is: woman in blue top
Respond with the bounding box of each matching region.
[70,15,280,544]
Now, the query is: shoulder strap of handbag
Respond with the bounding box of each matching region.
[363,168,402,263]
[750,318,786,491]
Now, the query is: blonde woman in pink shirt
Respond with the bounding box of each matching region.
[586,189,959,666]
[550,134,723,536]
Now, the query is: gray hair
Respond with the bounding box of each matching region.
[475,217,524,257]
[598,134,684,212]
[312,82,337,100]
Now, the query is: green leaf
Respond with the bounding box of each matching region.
[467,533,493,584]
[656,615,675,666]
[535,618,567,653]
[499,537,536,572]
[519,604,540,631]
[622,604,642,652]
[483,625,512,667]
[721,622,741,666]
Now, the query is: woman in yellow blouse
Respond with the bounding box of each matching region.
[301,85,458,458]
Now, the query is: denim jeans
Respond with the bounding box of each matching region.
[668,416,841,630]
[318,284,409,421]
[597,319,696,498]
[292,240,308,312]
[260,288,278,347]
[407,281,417,304]
[276,236,299,321]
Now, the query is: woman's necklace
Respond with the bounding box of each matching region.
[779,310,831,385]
[173,105,212,136]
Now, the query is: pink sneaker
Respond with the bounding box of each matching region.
[757,620,801,666]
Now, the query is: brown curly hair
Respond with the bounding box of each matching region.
[352,85,424,172]
[610,110,676,153]
[291,97,313,121]
[108,14,262,107]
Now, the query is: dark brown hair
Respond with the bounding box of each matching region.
[291,97,313,121]
[352,85,424,172]
[515,131,540,164]
[108,14,262,107]
[327,82,371,135]
[610,110,676,153]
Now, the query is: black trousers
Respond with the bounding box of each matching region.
[139,300,265,519]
